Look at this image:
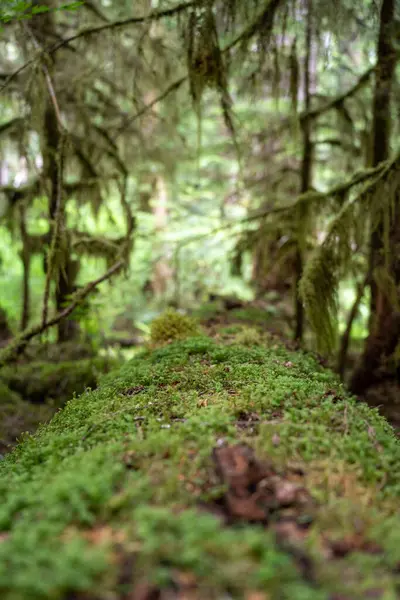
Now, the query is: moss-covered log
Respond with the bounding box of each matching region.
[0,326,399,599]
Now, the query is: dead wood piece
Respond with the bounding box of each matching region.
[211,444,315,524]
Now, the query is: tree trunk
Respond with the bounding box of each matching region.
[337,273,369,380]
[43,93,79,342]
[294,0,313,342]
[151,175,173,298]
[31,2,80,343]
[19,204,31,330]
[350,0,399,394]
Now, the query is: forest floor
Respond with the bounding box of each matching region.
[0,311,399,599]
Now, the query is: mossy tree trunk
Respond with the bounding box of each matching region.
[294,0,313,342]
[31,1,80,343]
[350,0,399,394]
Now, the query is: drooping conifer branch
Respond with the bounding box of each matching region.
[114,0,285,137]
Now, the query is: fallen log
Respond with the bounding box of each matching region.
[0,320,399,600]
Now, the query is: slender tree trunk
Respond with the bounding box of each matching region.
[19,204,31,330]
[294,0,313,342]
[338,273,370,380]
[369,0,397,321]
[350,0,399,394]
[43,96,79,342]
[151,175,173,298]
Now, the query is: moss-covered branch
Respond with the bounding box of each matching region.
[71,233,123,260]
[0,259,124,366]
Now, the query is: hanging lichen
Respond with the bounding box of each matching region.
[186,1,235,136]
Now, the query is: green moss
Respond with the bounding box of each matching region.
[192,301,222,321]
[230,306,275,324]
[0,333,399,599]
[150,309,201,344]
[234,326,264,346]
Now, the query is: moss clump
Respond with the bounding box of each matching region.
[234,326,264,346]
[150,309,200,344]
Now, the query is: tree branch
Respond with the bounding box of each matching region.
[223,0,282,53]
[0,1,196,94]
[171,150,400,252]
[113,76,187,140]
[113,0,284,138]
[82,0,110,23]
[0,259,124,366]
[48,1,197,53]
[0,58,37,93]
[300,66,375,123]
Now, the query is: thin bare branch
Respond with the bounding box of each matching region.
[82,0,110,23]
[300,66,375,123]
[113,76,187,140]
